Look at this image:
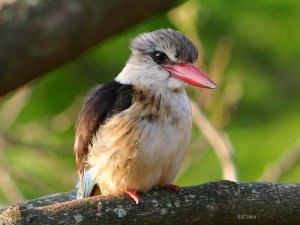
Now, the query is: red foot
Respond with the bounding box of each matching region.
[164,184,182,193]
[125,189,141,204]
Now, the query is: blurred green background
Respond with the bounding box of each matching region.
[0,0,299,205]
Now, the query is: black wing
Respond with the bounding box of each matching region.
[74,80,133,173]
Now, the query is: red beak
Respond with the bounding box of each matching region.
[162,63,217,89]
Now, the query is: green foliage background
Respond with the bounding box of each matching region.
[0,0,299,204]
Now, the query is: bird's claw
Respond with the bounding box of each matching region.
[126,189,141,204]
[164,184,182,193]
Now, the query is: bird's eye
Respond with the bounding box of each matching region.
[150,51,168,65]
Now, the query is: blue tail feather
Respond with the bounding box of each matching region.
[76,168,96,199]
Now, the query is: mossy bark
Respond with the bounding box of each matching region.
[0,181,299,225]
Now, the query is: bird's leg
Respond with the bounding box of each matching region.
[125,189,141,204]
[164,184,182,193]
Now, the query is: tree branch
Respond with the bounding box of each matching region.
[0,181,299,225]
[190,101,238,181]
[0,0,177,96]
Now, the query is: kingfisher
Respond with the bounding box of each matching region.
[74,28,216,204]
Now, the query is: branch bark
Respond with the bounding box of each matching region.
[0,181,299,225]
[0,0,177,96]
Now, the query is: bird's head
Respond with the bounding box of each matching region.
[116,28,216,91]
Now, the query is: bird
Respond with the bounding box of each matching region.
[74,28,216,204]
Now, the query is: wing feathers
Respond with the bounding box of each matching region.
[74,80,133,197]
